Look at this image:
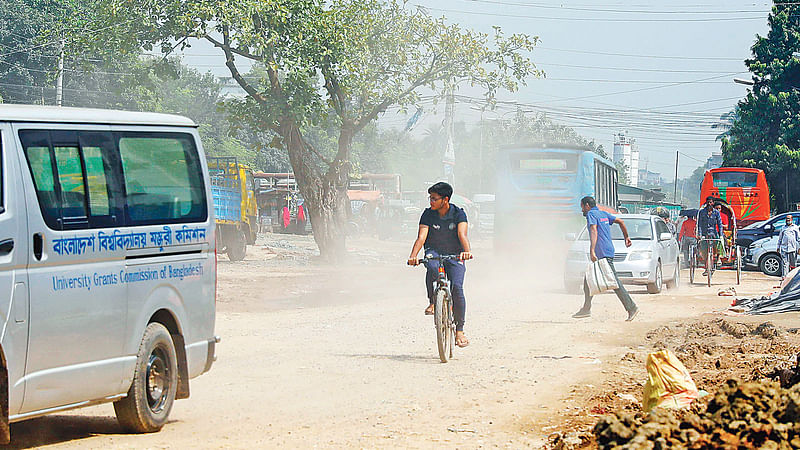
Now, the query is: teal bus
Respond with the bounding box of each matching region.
[495,144,618,247]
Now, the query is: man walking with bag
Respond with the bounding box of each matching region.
[573,196,639,321]
[778,214,799,282]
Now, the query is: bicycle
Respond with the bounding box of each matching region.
[690,237,722,287]
[417,254,461,363]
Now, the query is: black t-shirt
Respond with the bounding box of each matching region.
[419,204,468,254]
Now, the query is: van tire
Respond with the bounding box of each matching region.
[227,229,247,261]
[114,323,178,433]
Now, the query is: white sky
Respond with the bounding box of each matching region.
[179,1,772,178]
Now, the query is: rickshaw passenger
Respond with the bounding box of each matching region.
[716,204,732,257]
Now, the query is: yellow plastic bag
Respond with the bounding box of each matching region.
[642,349,700,412]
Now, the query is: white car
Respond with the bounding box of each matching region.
[564,214,680,294]
[743,235,783,277]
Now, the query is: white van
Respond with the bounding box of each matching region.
[0,105,218,441]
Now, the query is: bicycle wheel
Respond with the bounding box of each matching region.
[706,246,713,287]
[448,298,455,360]
[689,245,695,284]
[433,288,449,363]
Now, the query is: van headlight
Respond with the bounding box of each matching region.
[628,250,653,261]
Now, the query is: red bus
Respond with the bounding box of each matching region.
[700,167,769,226]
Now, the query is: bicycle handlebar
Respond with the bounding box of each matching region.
[417,254,462,265]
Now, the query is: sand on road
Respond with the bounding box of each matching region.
[3,234,788,448]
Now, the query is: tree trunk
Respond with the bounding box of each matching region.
[281,122,351,261]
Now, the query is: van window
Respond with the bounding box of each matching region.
[117,133,207,225]
[20,130,121,229]
[54,145,88,219]
[83,147,110,216]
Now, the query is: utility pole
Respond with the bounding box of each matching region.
[56,39,64,106]
[478,107,484,192]
[442,83,455,184]
[673,151,679,203]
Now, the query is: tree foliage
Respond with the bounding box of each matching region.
[723,0,800,211]
[74,0,540,258]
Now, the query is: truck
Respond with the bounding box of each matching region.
[209,157,259,260]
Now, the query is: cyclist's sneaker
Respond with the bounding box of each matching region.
[626,306,639,322]
[572,309,591,319]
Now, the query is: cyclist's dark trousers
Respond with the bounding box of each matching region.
[424,249,466,331]
[581,258,636,313]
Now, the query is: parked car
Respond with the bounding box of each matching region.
[743,235,784,277]
[736,213,800,247]
[564,214,680,294]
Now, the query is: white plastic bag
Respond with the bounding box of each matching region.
[585,258,619,296]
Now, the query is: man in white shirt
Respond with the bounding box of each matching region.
[777,214,799,281]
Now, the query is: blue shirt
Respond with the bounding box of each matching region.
[420,204,468,254]
[586,207,616,259]
[697,206,723,238]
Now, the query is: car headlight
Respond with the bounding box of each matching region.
[749,241,762,249]
[628,250,653,261]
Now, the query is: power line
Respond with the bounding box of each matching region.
[535,46,747,61]
[0,19,136,59]
[538,77,738,84]
[457,0,770,14]
[418,5,768,22]
[538,61,745,74]
[538,71,749,103]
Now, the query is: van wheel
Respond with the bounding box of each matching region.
[227,229,247,261]
[114,323,178,433]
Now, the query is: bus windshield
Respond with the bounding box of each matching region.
[712,172,758,188]
[578,218,653,241]
[514,152,579,174]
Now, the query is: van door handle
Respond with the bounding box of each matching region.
[0,239,13,255]
[32,233,43,260]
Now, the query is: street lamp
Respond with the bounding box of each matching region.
[733,77,754,86]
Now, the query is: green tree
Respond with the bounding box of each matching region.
[74,0,539,259]
[722,0,800,211]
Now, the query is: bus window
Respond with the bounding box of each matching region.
[712,172,757,188]
[516,153,578,173]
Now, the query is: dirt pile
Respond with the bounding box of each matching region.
[595,379,800,448]
[542,318,800,449]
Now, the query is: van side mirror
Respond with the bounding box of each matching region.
[564,233,576,241]
[764,224,773,232]
[659,232,672,241]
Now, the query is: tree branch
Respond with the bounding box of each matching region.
[211,29,280,135]
[205,34,264,62]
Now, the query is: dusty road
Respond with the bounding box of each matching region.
[2,234,790,448]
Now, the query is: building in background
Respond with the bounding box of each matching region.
[638,168,662,187]
[613,132,639,187]
[706,152,723,169]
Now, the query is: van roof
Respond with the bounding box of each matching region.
[0,104,196,127]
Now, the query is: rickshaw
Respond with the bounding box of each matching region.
[688,200,742,286]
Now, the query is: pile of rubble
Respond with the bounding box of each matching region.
[594,380,800,448]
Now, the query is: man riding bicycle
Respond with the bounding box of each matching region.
[697,195,724,276]
[407,182,473,348]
